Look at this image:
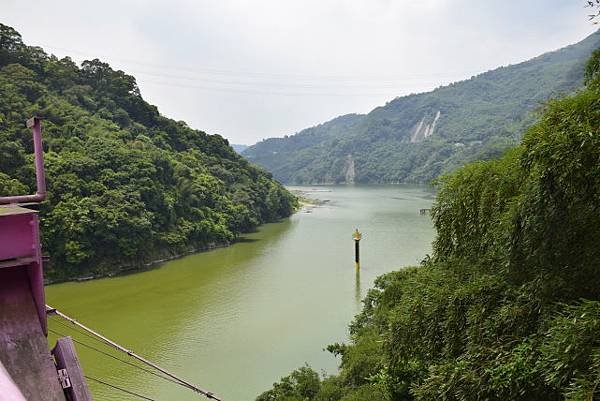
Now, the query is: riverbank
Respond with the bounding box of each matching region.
[289,189,331,213]
[46,198,306,285]
[44,241,232,285]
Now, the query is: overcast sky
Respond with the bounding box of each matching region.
[2,1,598,145]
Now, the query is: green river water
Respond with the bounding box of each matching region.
[46,185,435,401]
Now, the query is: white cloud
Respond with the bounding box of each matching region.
[1,0,597,144]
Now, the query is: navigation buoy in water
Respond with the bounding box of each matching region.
[353,228,362,269]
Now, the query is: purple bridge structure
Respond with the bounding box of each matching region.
[0,118,92,401]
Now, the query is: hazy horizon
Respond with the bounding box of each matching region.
[2,0,598,145]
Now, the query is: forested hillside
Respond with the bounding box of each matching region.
[244,30,600,184]
[0,23,296,281]
[256,49,600,401]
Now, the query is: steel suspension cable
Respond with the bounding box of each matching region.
[49,313,186,386]
[50,315,118,345]
[48,328,183,386]
[84,375,157,401]
[47,305,223,400]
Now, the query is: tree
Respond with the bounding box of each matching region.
[0,23,297,281]
[0,23,25,65]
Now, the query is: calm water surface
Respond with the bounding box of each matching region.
[46,185,435,401]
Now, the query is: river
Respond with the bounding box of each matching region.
[46,185,436,401]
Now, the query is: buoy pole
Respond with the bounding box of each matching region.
[352,229,362,269]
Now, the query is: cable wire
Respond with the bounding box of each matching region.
[50,316,110,345]
[47,306,222,400]
[38,42,483,82]
[84,375,157,401]
[48,327,184,387]
[139,78,405,97]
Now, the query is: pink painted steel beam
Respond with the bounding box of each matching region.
[0,210,47,335]
[0,117,46,205]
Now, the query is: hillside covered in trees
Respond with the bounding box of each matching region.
[255,49,600,401]
[244,30,600,184]
[0,23,296,281]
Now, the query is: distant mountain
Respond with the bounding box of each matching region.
[244,30,600,184]
[231,144,249,154]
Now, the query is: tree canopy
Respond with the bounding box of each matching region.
[0,23,297,281]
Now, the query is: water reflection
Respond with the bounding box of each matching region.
[355,266,361,310]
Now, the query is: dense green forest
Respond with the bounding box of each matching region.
[244,30,600,184]
[255,49,600,400]
[0,23,296,281]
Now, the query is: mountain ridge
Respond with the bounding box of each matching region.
[244,30,600,184]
